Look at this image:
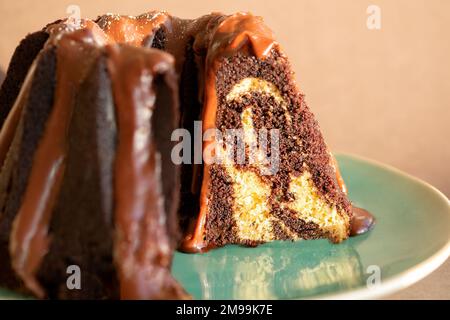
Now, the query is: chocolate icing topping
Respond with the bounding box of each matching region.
[5,14,188,298]
[96,11,169,46]
[106,44,187,299]
[350,207,375,236]
[331,154,348,195]
[9,22,105,298]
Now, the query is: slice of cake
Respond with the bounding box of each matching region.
[178,13,353,252]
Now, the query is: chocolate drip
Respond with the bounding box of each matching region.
[331,154,348,194]
[9,23,106,298]
[350,207,375,236]
[95,11,169,46]
[106,44,187,299]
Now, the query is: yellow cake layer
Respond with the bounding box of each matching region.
[285,172,349,241]
[226,77,285,104]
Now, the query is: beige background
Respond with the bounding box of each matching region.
[0,0,448,299]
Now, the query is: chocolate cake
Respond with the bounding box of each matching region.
[0,17,188,299]
[0,10,373,299]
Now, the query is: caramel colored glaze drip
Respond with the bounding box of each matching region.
[180,12,279,252]
[350,207,375,236]
[335,166,347,195]
[331,154,348,195]
[106,45,188,299]
[179,209,208,253]
[96,11,168,46]
[9,24,105,298]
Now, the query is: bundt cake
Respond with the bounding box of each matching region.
[0,10,373,299]
[0,16,187,300]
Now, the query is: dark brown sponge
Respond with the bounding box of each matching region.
[0,31,49,128]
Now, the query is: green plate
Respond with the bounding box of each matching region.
[1,154,449,299]
[171,154,450,299]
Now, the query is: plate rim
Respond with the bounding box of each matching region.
[310,152,450,300]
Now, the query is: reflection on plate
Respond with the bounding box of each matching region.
[174,240,366,299]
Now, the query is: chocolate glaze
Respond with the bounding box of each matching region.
[106,44,187,299]
[350,207,375,236]
[5,15,189,298]
[331,154,348,195]
[9,21,106,298]
[96,11,169,46]
[179,213,209,253]
[331,157,375,236]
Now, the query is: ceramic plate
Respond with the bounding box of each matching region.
[1,153,449,299]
